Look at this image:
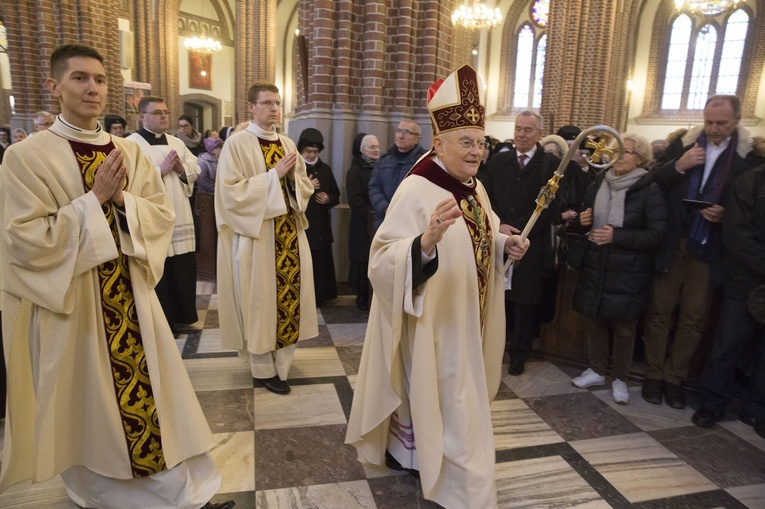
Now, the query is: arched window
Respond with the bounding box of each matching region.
[512,15,547,109]
[660,8,750,111]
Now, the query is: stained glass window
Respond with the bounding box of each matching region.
[531,0,549,28]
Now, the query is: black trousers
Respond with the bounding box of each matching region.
[505,300,538,363]
[155,252,199,327]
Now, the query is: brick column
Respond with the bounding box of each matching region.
[0,0,122,127]
[235,0,276,123]
[361,1,386,111]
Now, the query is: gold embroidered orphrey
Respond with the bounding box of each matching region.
[258,138,302,349]
[71,140,166,477]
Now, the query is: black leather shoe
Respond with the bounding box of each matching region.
[641,379,663,405]
[664,382,686,409]
[508,359,525,376]
[256,376,290,395]
[202,501,236,509]
[692,408,724,428]
[385,450,420,479]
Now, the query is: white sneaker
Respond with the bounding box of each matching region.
[612,379,630,405]
[571,368,606,388]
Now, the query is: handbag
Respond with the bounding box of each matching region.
[747,283,765,325]
[563,232,589,269]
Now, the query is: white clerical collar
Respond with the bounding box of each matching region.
[246,121,279,141]
[144,127,167,138]
[50,115,109,144]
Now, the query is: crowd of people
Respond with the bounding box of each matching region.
[0,43,763,509]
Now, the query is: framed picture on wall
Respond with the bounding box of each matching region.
[189,51,212,90]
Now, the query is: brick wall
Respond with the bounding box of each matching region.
[0,0,122,126]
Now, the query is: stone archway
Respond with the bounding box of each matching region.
[179,93,222,133]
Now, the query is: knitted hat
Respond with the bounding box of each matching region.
[204,136,223,153]
[297,128,324,153]
[427,64,485,136]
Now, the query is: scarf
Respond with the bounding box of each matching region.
[176,129,202,150]
[593,167,647,228]
[685,130,737,259]
[362,154,377,166]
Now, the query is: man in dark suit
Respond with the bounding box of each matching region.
[484,110,575,375]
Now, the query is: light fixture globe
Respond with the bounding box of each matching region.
[452,2,503,30]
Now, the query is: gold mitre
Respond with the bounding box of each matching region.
[427,64,485,136]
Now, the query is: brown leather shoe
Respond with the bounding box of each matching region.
[641,379,663,405]
[664,382,686,409]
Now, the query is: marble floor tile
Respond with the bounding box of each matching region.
[254,424,366,491]
[253,383,346,430]
[0,475,74,509]
[491,398,565,450]
[493,379,521,401]
[525,392,642,441]
[209,431,255,493]
[502,361,584,398]
[197,328,238,354]
[495,456,611,508]
[726,483,765,509]
[721,420,765,453]
[319,304,370,324]
[361,462,407,479]
[297,325,335,348]
[203,308,218,329]
[326,323,367,347]
[289,346,346,379]
[184,356,253,391]
[347,374,357,390]
[570,432,718,503]
[317,308,325,325]
[197,388,254,433]
[649,425,765,489]
[196,280,216,296]
[336,345,364,376]
[592,386,698,431]
[367,475,441,509]
[255,480,376,508]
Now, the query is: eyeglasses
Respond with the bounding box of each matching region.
[395,128,420,136]
[256,100,282,108]
[145,110,170,116]
[454,139,486,151]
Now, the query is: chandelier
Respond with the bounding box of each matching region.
[184,36,222,54]
[674,0,742,16]
[452,1,503,30]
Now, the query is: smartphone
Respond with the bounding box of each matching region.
[683,199,714,209]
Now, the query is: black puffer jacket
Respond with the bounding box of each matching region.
[722,165,765,300]
[573,171,667,320]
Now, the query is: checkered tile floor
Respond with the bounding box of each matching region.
[1,281,764,508]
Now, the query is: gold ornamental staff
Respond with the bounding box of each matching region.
[504,125,624,275]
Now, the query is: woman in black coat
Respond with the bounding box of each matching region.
[346,133,380,310]
[298,128,341,304]
[570,133,666,404]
